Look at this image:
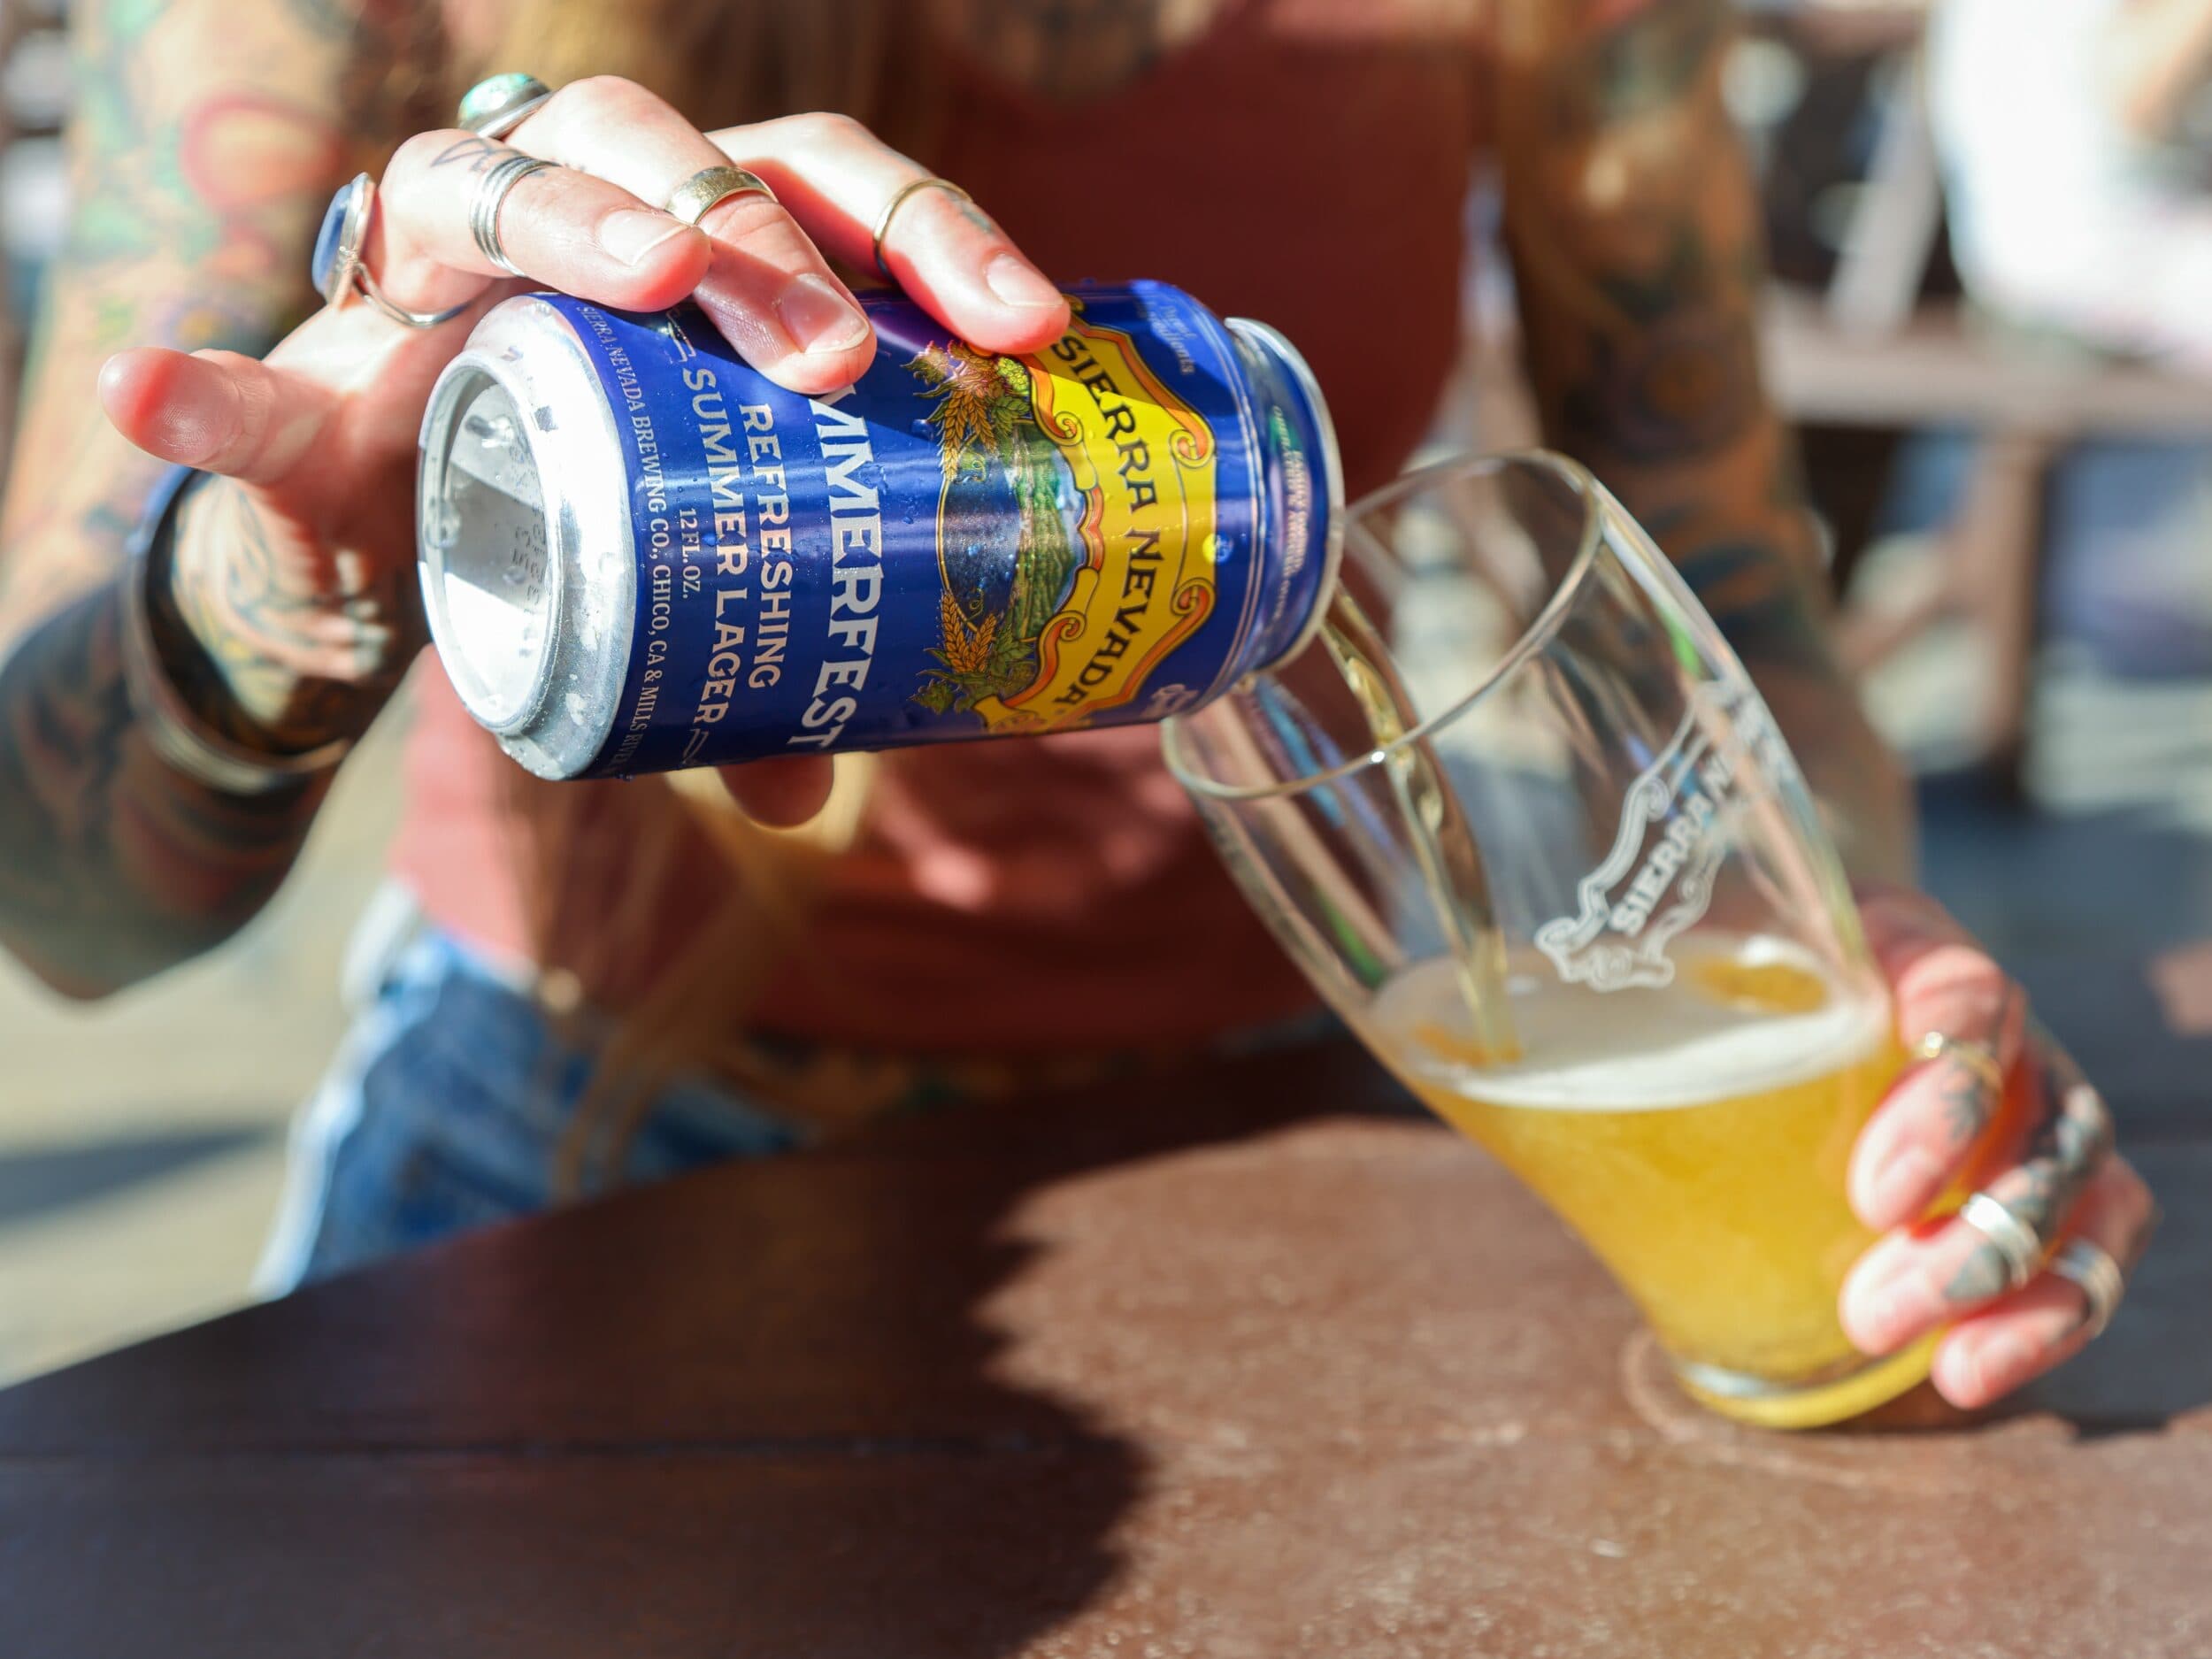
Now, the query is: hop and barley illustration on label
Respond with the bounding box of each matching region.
[904,312,1225,735]
[907,340,1081,718]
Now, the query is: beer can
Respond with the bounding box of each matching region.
[415,280,1341,779]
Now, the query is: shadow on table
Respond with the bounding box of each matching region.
[0,1040,1409,1658]
[6,974,2203,1657]
[2012,1134,2212,1435]
[1914,781,2212,1432]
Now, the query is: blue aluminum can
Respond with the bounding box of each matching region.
[416,281,1341,779]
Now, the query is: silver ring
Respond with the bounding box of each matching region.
[458,73,555,139]
[2049,1239,2126,1340]
[1957,1191,2047,1294]
[664,165,777,227]
[1915,1029,2006,1096]
[470,152,555,277]
[312,173,469,330]
[872,175,972,277]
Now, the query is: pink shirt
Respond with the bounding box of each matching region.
[394,0,1476,1053]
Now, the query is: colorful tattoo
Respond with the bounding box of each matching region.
[1500,0,1909,872]
[162,478,416,752]
[0,588,326,995]
[0,0,426,992]
[287,0,363,42]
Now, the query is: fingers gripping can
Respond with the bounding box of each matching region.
[415,281,1343,779]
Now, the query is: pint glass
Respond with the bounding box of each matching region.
[1162,452,1934,1428]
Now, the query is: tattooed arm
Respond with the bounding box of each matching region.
[0,0,395,996]
[1495,0,1914,879]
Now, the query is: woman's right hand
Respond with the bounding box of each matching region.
[96,77,1071,819]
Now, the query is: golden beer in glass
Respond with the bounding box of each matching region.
[1165,453,1936,1428]
[1383,936,1926,1425]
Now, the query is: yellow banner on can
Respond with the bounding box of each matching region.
[972,318,1220,731]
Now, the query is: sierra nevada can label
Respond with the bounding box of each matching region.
[416,280,1341,780]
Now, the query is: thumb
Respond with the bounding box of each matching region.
[99,347,337,487]
[718,756,836,827]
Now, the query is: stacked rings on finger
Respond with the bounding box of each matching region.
[311,172,470,331]
[458,73,555,138]
[2049,1239,2126,1340]
[872,175,972,276]
[1956,1190,2047,1293]
[664,165,778,227]
[470,152,556,277]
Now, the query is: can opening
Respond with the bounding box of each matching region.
[419,367,556,732]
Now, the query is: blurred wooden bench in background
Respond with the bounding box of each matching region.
[1753,0,2212,785]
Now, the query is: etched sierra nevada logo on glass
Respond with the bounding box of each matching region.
[1536,680,1792,992]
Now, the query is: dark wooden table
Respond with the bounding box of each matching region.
[3,1024,2208,1657]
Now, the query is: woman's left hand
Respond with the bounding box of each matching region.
[1839,890,2156,1409]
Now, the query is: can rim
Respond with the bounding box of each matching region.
[417,357,565,737]
[1221,316,1346,675]
[415,296,637,780]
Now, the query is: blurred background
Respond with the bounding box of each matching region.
[2,0,2208,1385]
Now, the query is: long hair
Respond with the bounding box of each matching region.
[421,2,929,1187]
[465,1,913,137]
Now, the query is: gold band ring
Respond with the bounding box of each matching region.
[2049,1238,2126,1340]
[1915,1029,2006,1096]
[664,165,778,228]
[872,176,972,277]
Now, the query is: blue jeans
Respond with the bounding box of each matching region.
[257,892,814,1291]
[258,888,1339,1292]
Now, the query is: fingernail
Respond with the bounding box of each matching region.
[983,253,1064,309]
[599,209,695,268]
[775,274,870,354]
[1869,1147,1945,1226]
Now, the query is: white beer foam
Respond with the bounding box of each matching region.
[1373,936,1892,1113]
